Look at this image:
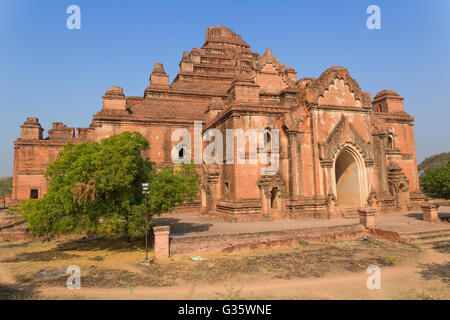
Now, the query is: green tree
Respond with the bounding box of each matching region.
[0,176,13,208]
[420,161,450,199]
[10,132,199,238]
[418,152,450,175]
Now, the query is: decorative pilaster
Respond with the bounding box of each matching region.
[286,130,299,197]
[320,159,334,196]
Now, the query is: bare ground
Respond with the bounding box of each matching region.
[0,236,448,300]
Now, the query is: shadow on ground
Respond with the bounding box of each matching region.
[417,261,450,284]
[406,212,450,223]
[2,250,81,263]
[406,213,424,221]
[0,218,212,263]
[52,237,147,253]
[1,237,148,263]
[153,217,213,234]
[0,283,39,300]
[432,246,450,254]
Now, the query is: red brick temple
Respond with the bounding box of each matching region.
[12,26,425,221]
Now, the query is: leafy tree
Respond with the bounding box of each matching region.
[0,177,13,196]
[147,164,199,215]
[420,161,450,199]
[0,176,13,208]
[418,152,450,175]
[10,132,199,238]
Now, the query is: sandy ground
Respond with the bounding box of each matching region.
[0,236,448,300]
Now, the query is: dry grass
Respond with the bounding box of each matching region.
[0,235,422,299]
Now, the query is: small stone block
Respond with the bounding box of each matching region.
[357,208,377,229]
[420,203,440,223]
[153,226,170,259]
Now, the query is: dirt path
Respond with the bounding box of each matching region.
[35,248,449,300]
[0,262,15,285]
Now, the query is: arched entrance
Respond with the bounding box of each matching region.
[333,146,367,207]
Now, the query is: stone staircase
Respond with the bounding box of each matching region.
[340,207,359,219]
[399,229,450,249]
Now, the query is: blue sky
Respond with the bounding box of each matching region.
[0,0,449,177]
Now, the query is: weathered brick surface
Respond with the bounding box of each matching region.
[153,226,170,259]
[169,224,367,256]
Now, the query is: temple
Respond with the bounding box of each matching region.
[12,26,425,221]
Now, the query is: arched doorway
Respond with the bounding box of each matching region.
[334,148,363,207]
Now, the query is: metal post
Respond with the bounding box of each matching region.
[141,182,151,264]
[145,193,148,260]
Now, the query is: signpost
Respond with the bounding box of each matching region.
[142,183,150,263]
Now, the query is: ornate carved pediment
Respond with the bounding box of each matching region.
[300,66,371,108]
[253,48,294,94]
[258,48,284,71]
[318,78,361,107]
[318,115,374,162]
